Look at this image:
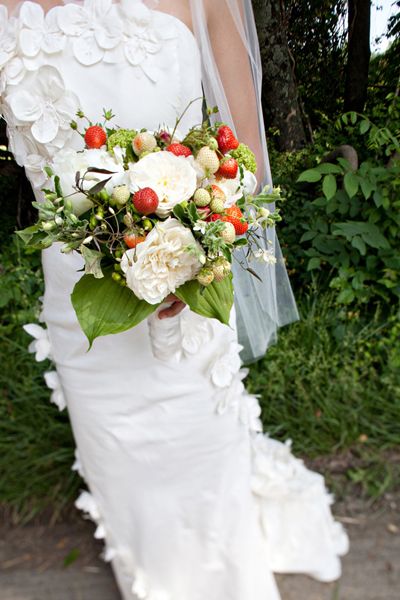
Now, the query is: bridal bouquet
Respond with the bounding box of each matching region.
[18,104,282,346]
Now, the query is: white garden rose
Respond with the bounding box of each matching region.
[128,151,197,218]
[120,218,203,304]
[50,147,127,216]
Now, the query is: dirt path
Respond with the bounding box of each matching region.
[0,494,399,600]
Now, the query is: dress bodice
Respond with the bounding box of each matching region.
[0,0,203,190]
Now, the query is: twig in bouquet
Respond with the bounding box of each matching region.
[170,97,204,141]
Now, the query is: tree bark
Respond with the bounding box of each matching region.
[252,0,306,151]
[344,0,371,112]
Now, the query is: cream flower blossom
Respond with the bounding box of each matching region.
[51,147,127,215]
[5,65,79,145]
[121,218,203,305]
[129,152,197,218]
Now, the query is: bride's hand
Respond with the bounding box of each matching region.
[158,294,186,319]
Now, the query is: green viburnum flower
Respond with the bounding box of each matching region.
[107,129,137,154]
[230,143,257,174]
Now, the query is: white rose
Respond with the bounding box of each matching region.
[128,151,197,218]
[50,147,127,216]
[120,218,203,304]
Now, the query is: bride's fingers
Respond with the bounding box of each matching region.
[158,300,186,319]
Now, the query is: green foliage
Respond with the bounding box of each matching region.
[274,100,400,307]
[248,292,400,457]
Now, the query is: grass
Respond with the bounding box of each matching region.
[0,240,399,520]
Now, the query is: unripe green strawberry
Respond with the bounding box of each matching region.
[210,197,225,213]
[194,188,211,207]
[220,221,236,243]
[211,258,231,282]
[132,132,157,156]
[207,137,218,151]
[196,146,220,174]
[112,184,130,206]
[197,267,215,286]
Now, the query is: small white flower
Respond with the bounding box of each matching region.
[121,218,202,304]
[23,323,52,361]
[128,152,197,218]
[44,370,67,411]
[193,220,207,235]
[252,248,277,265]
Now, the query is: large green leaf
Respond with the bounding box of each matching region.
[175,276,233,325]
[71,268,159,347]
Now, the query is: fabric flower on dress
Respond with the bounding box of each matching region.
[129,152,197,218]
[44,370,67,411]
[24,153,48,189]
[132,568,171,600]
[5,65,79,145]
[121,218,203,304]
[180,310,213,357]
[23,323,52,361]
[72,448,85,479]
[19,1,65,59]
[120,0,176,82]
[0,7,17,70]
[58,0,123,66]
[210,341,243,388]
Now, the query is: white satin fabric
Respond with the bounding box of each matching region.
[1,2,348,599]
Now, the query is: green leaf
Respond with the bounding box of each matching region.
[300,230,317,243]
[175,276,233,325]
[63,548,80,568]
[88,177,112,195]
[351,236,367,256]
[233,238,248,247]
[54,175,63,198]
[71,268,158,347]
[44,165,54,178]
[16,224,40,244]
[316,163,342,175]
[322,174,337,200]
[80,245,104,279]
[337,288,355,304]
[296,169,322,183]
[307,257,321,271]
[359,120,370,134]
[343,172,359,198]
[360,178,374,200]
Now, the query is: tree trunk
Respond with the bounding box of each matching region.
[252,0,306,151]
[344,0,371,112]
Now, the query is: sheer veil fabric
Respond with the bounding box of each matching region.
[189,0,299,362]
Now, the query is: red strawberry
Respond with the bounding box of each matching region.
[217,157,239,179]
[84,126,107,149]
[133,188,159,215]
[223,206,248,235]
[209,213,222,222]
[217,125,239,154]
[166,143,192,157]
[123,232,146,248]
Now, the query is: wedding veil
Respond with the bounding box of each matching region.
[186,0,299,363]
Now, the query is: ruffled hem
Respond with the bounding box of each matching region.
[250,434,349,582]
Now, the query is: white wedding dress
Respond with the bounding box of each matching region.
[1,2,348,599]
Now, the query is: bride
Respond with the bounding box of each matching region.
[0,1,348,599]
